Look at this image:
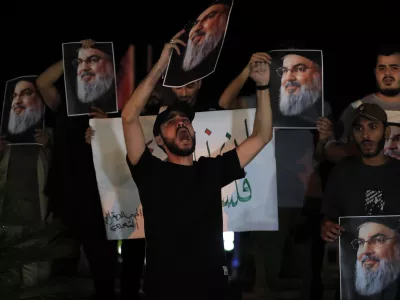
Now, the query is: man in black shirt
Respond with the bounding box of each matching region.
[122,30,273,299]
[321,103,400,299]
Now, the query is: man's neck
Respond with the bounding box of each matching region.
[167,153,193,166]
[362,152,389,166]
[375,92,400,103]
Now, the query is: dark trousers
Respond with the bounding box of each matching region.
[82,238,118,300]
[120,238,146,300]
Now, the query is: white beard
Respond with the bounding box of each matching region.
[182,19,226,72]
[8,106,42,134]
[279,75,321,116]
[355,252,400,296]
[77,63,114,103]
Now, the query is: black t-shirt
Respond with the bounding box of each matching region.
[126,146,245,297]
[321,156,400,221]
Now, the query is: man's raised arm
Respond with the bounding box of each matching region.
[236,53,273,168]
[122,30,186,165]
[36,60,63,111]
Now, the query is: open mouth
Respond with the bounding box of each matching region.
[177,128,190,142]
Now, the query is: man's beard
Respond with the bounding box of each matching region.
[8,106,42,134]
[385,148,400,160]
[77,63,114,103]
[161,128,196,157]
[355,249,400,296]
[356,135,386,158]
[279,75,321,116]
[377,75,400,97]
[182,19,225,72]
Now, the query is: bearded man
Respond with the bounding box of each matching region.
[65,42,117,116]
[7,77,44,140]
[321,103,400,300]
[182,1,230,72]
[122,29,273,300]
[277,52,322,117]
[352,219,400,297]
[384,123,400,160]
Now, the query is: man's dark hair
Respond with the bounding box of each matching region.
[376,44,400,64]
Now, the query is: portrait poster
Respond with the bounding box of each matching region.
[62,42,118,117]
[1,76,45,145]
[339,215,400,300]
[268,49,325,129]
[116,45,135,111]
[89,108,278,240]
[162,0,234,88]
[385,111,400,160]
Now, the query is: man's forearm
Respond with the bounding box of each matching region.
[122,62,165,123]
[314,139,327,162]
[252,89,272,143]
[219,68,249,109]
[36,60,63,88]
[325,142,351,163]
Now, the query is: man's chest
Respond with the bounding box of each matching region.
[340,176,400,216]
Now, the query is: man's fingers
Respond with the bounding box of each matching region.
[173,29,186,39]
[170,44,181,55]
[172,39,186,47]
[333,224,346,232]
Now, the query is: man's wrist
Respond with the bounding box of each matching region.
[255,83,270,90]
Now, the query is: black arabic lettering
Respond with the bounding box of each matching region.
[104,211,136,231]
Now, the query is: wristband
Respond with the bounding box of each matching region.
[256,84,270,90]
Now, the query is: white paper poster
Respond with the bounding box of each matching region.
[90,108,278,240]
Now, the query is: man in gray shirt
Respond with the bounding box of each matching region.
[325,46,400,163]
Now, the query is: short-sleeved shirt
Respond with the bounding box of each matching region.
[321,156,400,222]
[126,147,245,297]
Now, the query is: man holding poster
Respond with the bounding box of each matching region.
[320,103,400,299]
[121,29,273,299]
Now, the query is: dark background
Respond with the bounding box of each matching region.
[0,1,394,122]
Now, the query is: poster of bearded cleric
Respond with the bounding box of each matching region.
[162,0,234,87]
[62,42,118,116]
[268,49,326,128]
[384,113,400,160]
[1,76,45,144]
[339,216,400,300]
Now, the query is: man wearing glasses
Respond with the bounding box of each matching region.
[350,218,400,298]
[65,41,117,116]
[276,51,323,118]
[384,123,400,160]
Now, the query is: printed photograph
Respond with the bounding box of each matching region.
[163,0,234,87]
[268,49,326,128]
[385,113,400,160]
[339,215,400,299]
[62,41,118,116]
[1,76,45,144]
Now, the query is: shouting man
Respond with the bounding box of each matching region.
[122,29,272,299]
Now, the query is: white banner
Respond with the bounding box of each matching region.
[90,108,278,240]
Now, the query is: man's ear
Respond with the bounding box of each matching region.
[155,135,164,147]
[385,125,391,140]
[197,80,202,89]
